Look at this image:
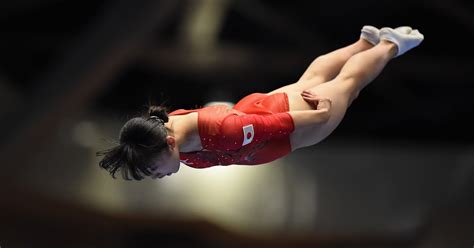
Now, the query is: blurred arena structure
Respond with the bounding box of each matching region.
[1,0,474,247]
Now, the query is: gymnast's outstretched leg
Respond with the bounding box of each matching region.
[269,26,379,95]
[290,27,424,149]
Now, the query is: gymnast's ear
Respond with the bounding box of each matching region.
[166,135,176,149]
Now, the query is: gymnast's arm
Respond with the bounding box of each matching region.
[289,90,332,128]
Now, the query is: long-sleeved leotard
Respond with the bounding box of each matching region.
[169,92,294,168]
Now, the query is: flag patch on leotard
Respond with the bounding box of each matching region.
[242,124,254,146]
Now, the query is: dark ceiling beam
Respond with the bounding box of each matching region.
[178,0,231,50]
[0,0,180,184]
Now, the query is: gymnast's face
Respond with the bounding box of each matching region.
[149,136,181,179]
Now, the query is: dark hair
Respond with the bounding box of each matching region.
[97,105,170,180]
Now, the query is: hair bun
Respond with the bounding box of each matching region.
[148,105,169,122]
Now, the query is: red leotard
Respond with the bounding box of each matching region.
[169,92,294,168]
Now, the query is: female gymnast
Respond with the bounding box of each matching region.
[98,26,424,180]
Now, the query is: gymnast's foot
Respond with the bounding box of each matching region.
[380,26,424,57]
[395,26,412,34]
[360,25,380,46]
[361,26,413,46]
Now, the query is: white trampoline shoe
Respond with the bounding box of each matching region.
[380,26,424,57]
[360,25,380,45]
[394,26,412,34]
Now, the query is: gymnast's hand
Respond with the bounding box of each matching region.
[301,90,332,112]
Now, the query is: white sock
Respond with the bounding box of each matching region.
[360,25,380,45]
[380,27,424,57]
[395,26,412,34]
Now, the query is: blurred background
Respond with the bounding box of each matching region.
[1,0,473,247]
